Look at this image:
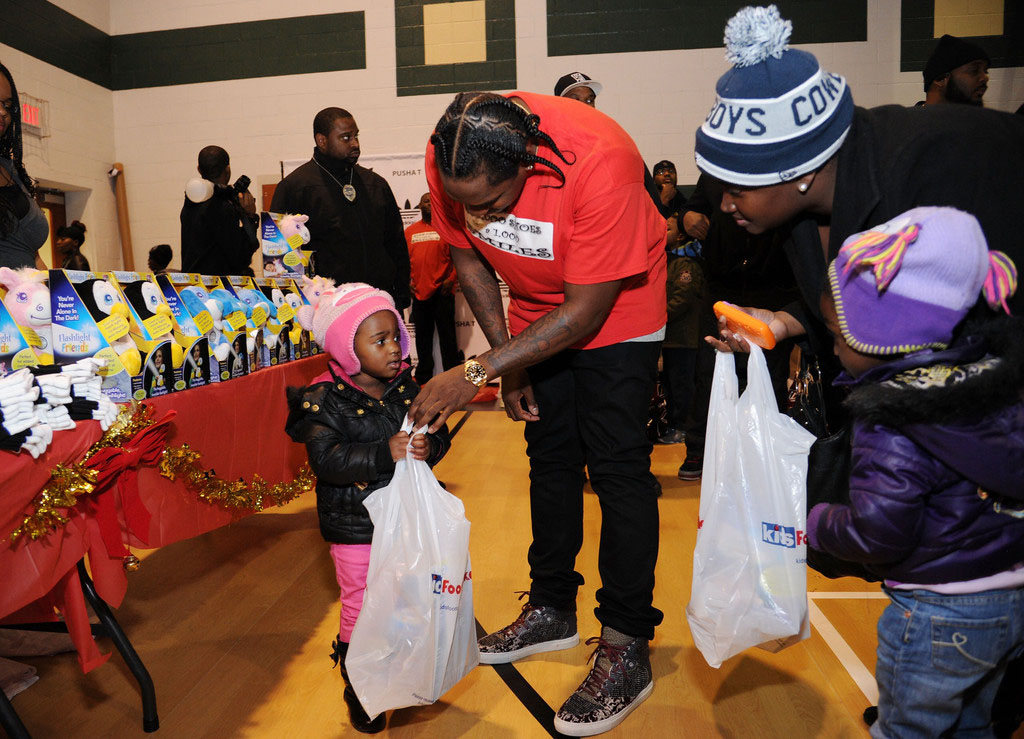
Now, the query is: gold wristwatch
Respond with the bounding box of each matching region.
[464,359,488,387]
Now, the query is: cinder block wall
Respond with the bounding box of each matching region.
[2,0,1020,271]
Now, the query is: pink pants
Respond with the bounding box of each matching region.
[330,543,372,642]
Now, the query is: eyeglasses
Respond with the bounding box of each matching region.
[0,99,18,118]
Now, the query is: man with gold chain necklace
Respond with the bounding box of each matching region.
[271,107,410,309]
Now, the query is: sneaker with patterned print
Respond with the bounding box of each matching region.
[477,592,578,664]
[553,627,654,736]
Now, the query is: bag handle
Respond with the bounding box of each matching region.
[401,415,430,443]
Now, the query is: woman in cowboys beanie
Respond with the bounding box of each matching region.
[695,6,1024,736]
[695,5,1024,359]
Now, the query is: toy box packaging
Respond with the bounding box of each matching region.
[224,276,270,373]
[254,276,294,365]
[0,291,41,375]
[260,211,311,278]
[266,277,313,359]
[49,269,165,400]
[202,275,253,379]
[108,271,187,397]
[0,266,54,372]
[295,276,332,358]
[156,273,212,389]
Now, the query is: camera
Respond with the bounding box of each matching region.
[230,175,251,195]
[216,174,251,200]
[185,174,253,204]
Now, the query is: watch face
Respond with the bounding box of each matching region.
[465,361,487,386]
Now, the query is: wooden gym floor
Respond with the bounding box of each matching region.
[4,408,977,738]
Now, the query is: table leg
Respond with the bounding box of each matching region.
[0,688,31,739]
[76,561,159,733]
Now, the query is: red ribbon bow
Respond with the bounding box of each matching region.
[87,410,177,558]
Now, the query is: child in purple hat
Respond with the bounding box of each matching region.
[806,206,1024,737]
[285,282,451,733]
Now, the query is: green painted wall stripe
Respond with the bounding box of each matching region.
[547,0,867,57]
[110,13,365,90]
[0,0,111,88]
[0,1,366,91]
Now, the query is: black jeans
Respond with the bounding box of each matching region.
[410,291,459,382]
[661,346,697,431]
[523,340,664,640]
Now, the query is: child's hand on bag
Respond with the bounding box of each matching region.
[389,432,410,461]
[408,433,429,461]
[389,432,430,461]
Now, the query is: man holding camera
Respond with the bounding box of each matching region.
[180,145,259,277]
[270,107,410,309]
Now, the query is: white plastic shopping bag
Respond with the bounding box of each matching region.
[686,344,816,668]
[346,419,479,717]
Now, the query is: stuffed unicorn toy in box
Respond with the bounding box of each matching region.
[295,275,337,331]
[277,213,310,246]
[0,267,53,363]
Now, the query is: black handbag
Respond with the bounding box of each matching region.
[788,356,879,582]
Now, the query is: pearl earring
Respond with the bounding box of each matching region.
[798,182,809,193]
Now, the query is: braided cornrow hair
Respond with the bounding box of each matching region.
[430,92,574,188]
[0,62,35,238]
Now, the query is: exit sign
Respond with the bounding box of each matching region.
[22,103,40,127]
[19,94,46,136]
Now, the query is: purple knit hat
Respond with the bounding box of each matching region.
[828,206,1018,356]
[310,283,410,375]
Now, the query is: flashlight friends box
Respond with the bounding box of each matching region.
[200,275,253,380]
[0,291,44,375]
[254,276,296,365]
[224,275,271,373]
[156,272,213,389]
[49,270,173,400]
[260,211,310,279]
[108,271,188,397]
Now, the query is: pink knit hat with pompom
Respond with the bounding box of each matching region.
[308,283,409,375]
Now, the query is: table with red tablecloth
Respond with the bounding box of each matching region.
[0,355,327,672]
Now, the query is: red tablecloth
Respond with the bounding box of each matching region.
[0,355,327,671]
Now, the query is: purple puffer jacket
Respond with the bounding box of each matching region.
[807,317,1024,584]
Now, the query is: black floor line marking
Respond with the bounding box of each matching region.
[449,410,472,439]
[475,620,563,738]
[459,412,564,737]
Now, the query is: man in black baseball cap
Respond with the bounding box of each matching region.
[922,34,990,106]
[553,71,602,107]
[652,160,684,215]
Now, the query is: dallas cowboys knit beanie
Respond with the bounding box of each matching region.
[694,4,855,186]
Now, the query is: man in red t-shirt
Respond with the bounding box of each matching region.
[410,91,666,736]
[405,192,459,384]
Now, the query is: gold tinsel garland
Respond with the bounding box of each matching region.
[9,403,315,543]
[10,402,157,543]
[158,446,315,511]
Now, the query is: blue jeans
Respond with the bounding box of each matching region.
[871,586,1024,738]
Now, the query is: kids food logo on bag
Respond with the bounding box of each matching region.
[761,522,805,548]
[431,570,473,596]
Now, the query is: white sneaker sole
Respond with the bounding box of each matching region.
[553,679,654,737]
[478,633,580,664]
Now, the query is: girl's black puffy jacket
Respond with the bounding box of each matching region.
[285,365,451,544]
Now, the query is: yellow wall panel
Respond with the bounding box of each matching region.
[424,1,487,65]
